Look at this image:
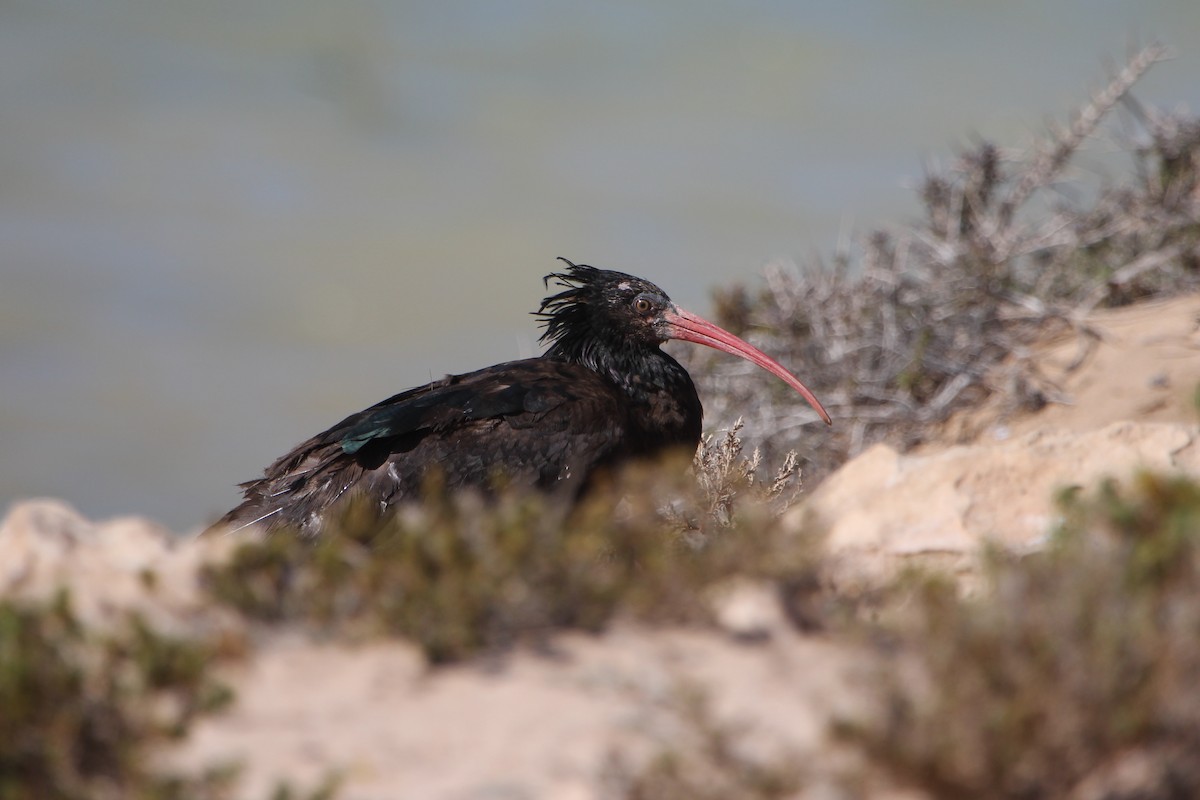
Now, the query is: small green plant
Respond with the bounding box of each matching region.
[841,472,1200,799]
[265,773,342,800]
[0,591,237,800]
[606,682,804,800]
[204,439,821,664]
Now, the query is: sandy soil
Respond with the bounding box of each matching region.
[942,293,1200,442]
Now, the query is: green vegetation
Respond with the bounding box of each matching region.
[204,433,820,663]
[0,592,236,800]
[606,682,803,800]
[840,472,1200,798]
[263,776,342,800]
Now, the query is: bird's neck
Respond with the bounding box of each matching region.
[545,338,703,448]
[546,338,666,397]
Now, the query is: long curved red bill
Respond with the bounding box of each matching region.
[664,306,832,425]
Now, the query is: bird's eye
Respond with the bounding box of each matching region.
[634,296,653,314]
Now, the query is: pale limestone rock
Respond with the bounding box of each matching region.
[708,578,787,642]
[0,498,237,630]
[795,422,1200,582]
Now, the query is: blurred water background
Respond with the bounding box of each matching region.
[3,1,1199,530]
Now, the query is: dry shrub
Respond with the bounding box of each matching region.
[842,472,1200,799]
[684,42,1200,484]
[693,418,803,527]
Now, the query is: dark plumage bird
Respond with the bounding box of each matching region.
[208,260,830,536]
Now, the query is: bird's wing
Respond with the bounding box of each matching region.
[333,358,594,453]
[216,358,631,533]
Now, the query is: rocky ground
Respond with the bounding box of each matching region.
[3,293,1199,799]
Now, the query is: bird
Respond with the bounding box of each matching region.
[207,259,830,536]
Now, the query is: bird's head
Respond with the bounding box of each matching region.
[537,260,674,349]
[537,258,832,425]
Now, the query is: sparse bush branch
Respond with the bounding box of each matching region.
[686,44,1200,483]
[1002,42,1170,225]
